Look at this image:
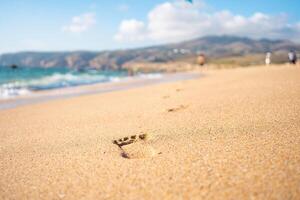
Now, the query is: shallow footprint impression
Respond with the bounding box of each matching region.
[167,105,188,113]
[113,134,157,159]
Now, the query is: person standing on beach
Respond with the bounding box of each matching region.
[265,52,271,66]
[288,50,297,64]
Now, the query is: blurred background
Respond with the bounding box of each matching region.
[0,0,299,98]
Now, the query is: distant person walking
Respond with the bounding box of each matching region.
[288,51,297,64]
[265,52,271,65]
[197,54,206,66]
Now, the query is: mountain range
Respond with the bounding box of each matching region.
[0,35,299,71]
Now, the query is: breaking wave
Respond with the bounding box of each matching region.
[0,67,162,99]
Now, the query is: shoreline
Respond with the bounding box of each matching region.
[0,72,200,110]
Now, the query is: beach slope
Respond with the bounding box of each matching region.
[0,65,300,199]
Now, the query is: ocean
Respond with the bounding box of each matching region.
[0,66,129,99]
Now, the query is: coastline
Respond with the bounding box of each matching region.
[0,65,299,199]
[0,72,200,110]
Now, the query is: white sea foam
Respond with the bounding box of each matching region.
[28,73,108,89]
[0,83,31,99]
[0,72,111,99]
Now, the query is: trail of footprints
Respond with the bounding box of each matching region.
[112,88,188,159]
[113,134,157,159]
[163,88,188,113]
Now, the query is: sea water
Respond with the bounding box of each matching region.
[0,66,128,99]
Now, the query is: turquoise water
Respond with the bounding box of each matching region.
[0,66,128,98]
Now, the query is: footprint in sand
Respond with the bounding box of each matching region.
[167,105,188,113]
[113,134,157,159]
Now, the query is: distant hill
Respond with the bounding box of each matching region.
[0,35,299,71]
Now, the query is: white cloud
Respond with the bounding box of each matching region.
[114,19,147,41]
[115,0,300,43]
[62,13,96,33]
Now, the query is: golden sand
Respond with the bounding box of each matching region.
[0,65,300,199]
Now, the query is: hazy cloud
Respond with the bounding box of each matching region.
[62,13,96,33]
[115,0,300,43]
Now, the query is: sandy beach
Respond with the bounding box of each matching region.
[0,65,300,199]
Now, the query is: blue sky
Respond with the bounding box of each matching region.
[0,0,299,53]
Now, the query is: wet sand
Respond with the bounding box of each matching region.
[0,65,299,199]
